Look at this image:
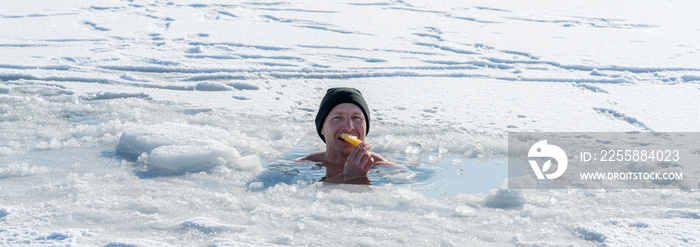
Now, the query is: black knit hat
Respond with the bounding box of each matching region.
[315,87,370,143]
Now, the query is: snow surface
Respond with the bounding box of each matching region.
[2,0,700,246]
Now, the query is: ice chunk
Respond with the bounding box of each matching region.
[146,144,240,173]
[454,204,478,217]
[404,142,423,167]
[115,123,244,173]
[235,154,263,171]
[427,154,440,164]
[248,167,314,192]
[282,168,300,175]
[248,181,264,191]
[116,134,172,161]
[385,170,417,181]
[483,189,524,209]
[404,142,422,154]
[115,122,231,160]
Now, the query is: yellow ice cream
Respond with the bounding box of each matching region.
[341,133,363,146]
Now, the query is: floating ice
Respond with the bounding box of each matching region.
[235,154,262,171]
[404,142,422,154]
[248,168,314,191]
[385,170,417,181]
[146,144,239,173]
[115,122,245,173]
[116,122,231,160]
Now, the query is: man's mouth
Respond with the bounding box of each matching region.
[337,133,363,147]
[337,133,354,143]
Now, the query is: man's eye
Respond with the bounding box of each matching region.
[333,116,343,120]
[352,116,363,121]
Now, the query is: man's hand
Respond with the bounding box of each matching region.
[343,142,374,180]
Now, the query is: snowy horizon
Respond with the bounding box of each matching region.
[2,0,700,246]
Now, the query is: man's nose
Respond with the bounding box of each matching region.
[341,116,354,130]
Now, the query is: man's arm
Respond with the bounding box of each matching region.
[370,152,398,166]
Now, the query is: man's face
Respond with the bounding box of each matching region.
[321,103,366,154]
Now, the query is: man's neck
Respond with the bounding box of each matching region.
[324,148,348,165]
[321,148,346,178]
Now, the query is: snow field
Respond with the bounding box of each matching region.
[2,0,700,245]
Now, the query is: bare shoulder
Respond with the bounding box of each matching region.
[296,151,325,163]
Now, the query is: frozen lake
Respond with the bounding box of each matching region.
[2,0,700,246]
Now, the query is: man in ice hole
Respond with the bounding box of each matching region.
[299,87,397,184]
